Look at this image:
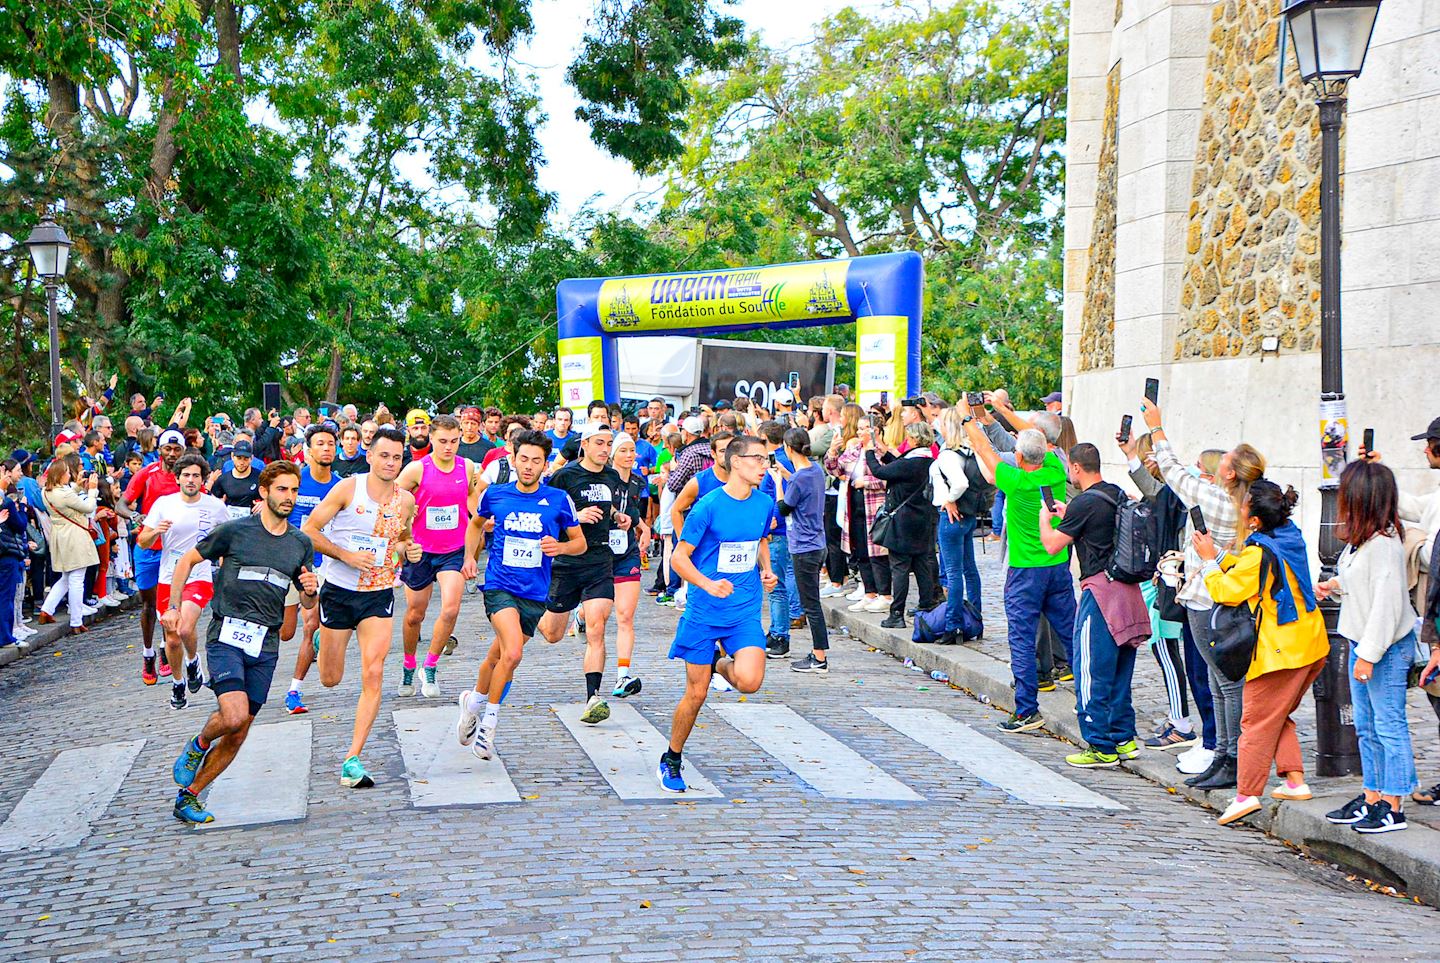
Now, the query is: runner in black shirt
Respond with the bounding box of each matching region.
[209,440,261,518]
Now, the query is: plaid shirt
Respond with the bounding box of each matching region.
[665,440,713,495]
[1153,439,1239,608]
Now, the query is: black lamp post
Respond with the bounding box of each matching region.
[1280,0,1381,777]
[24,215,73,446]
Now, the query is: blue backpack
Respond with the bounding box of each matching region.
[913,599,983,643]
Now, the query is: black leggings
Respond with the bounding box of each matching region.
[889,548,939,619]
[823,496,846,584]
[792,549,829,651]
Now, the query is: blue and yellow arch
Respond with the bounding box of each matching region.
[555,252,923,409]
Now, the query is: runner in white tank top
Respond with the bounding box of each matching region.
[302,428,421,790]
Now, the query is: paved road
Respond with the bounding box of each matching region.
[0,570,1430,961]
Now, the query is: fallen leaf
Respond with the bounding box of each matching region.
[897,856,915,861]
[327,939,336,943]
[53,651,62,657]
[639,900,651,909]
[848,868,866,875]
[37,915,49,922]
[524,794,540,800]
[738,695,747,702]
[390,892,400,898]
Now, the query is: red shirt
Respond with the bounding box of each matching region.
[124,461,180,549]
[481,447,507,469]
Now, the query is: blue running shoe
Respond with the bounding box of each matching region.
[173,789,214,824]
[284,689,307,714]
[341,755,375,789]
[657,754,686,793]
[311,629,322,656]
[173,736,210,788]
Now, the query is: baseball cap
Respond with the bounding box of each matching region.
[581,422,613,441]
[9,448,32,466]
[713,399,733,411]
[232,440,253,456]
[682,416,705,434]
[772,388,795,406]
[1042,391,1063,404]
[158,428,186,448]
[405,408,431,428]
[901,396,924,408]
[460,406,482,421]
[1410,417,1440,442]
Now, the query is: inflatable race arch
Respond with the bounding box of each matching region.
[555,252,923,410]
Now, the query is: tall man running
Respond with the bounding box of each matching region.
[658,434,777,792]
[168,462,318,824]
[137,454,228,709]
[303,427,422,789]
[456,431,585,759]
[397,414,477,697]
[280,424,341,714]
[120,428,185,684]
[537,422,630,725]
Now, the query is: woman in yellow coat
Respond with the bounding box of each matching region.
[1193,479,1328,826]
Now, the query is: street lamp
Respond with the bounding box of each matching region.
[24,215,73,445]
[1280,0,1381,777]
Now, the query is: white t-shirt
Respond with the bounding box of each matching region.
[147,492,228,583]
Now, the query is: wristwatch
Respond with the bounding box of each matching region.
[961,416,975,426]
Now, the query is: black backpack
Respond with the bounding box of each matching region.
[953,450,996,518]
[495,458,512,485]
[1090,487,1158,584]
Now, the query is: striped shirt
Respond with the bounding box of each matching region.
[1152,439,1240,609]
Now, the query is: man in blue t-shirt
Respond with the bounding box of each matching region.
[658,434,777,793]
[455,430,584,761]
[280,424,340,715]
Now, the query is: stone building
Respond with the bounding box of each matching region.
[1062,0,1440,536]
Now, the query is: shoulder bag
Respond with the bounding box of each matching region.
[1207,548,1274,683]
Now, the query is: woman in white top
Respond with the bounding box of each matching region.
[38,460,100,632]
[1316,461,1420,834]
[931,407,981,643]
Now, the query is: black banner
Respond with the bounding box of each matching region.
[696,342,832,410]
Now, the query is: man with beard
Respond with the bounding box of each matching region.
[279,424,340,714]
[120,429,186,684]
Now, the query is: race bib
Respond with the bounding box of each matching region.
[426,505,459,531]
[350,533,389,569]
[227,505,250,521]
[717,540,758,574]
[504,535,542,569]
[609,528,628,555]
[219,616,267,657]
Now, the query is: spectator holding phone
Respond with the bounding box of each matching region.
[1314,460,1419,833]
[37,460,100,633]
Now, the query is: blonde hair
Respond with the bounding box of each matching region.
[1198,449,1224,478]
[937,407,969,451]
[1225,443,1267,548]
[883,408,905,449]
[837,403,865,448]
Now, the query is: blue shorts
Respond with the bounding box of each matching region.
[613,550,642,582]
[668,617,767,666]
[134,546,163,591]
[401,547,466,591]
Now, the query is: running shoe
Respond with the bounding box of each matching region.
[1143,722,1199,752]
[142,654,158,686]
[173,736,210,788]
[1114,739,1141,760]
[471,724,495,761]
[398,666,416,697]
[655,593,675,607]
[457,691,479,747]
[645,586,660,597]
[185,660,204,694]
[845,587,866,602]
[1353,801,1406,834]
[765,636,791,660]
[442,635,458,656]
[1326,794,1369,825]
[709,673,735,693]
[580,695,610,725]
[311,629,321,657]
[159,651,172,678]
[1037,675,1057,693]
[791,654,828,674]
[172,789,214,824]
[657,754,687,793]
[170,681,187,710]
[1413,782,1440,807]
[284,690,307,714]
[1066,747,1119,768]
[422,666,440,698]
[340,756,375,789]
[995,712,1043,734]
[819,583,844,599]
[1053,663,1074,683]
[612,675,643,699]
[576,619,586,636]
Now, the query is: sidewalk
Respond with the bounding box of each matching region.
[822,545,1440,907]
[0,595,141,670]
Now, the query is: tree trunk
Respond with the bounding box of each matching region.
[215,1,243,84]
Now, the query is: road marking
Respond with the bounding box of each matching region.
[553,702,722,801]
[196,721,312,830]
[394,706,520,807]
[712,703,922,801]
[0,740,146,852]
[865,707,1126,809]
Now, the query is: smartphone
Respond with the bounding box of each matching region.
[1425,665,1440,687]
[1118,414,1133,444]
[1362,428,1374,453]
[262,382,282,412]
[880,390,889,406]
[1040,486,1057,511]
[966,391,984,406]
[1144,377,1160,405]
[788,371,800,390]
[1190,505,1208,535]
[768,452,778,467]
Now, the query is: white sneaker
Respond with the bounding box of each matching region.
[709,673,735,693]
[421,669,440,698]
[847,598,873,613]
[16,639,32,653]
[456,691,479,746]
[100,594,123,608]
[819,583,844,599]
[845,587,866,602]
[1176,746,1214,775]
[863,597,891,613]
[471,724,495,761]
[80,605,99,617]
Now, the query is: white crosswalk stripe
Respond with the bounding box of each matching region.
[866,707,1126,810]
[196,721,313,830]
[554,702,722,800]
[394,706,521,807]
[0,740,145,853]
[712,703,922,801]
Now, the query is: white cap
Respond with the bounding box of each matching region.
[580,422,613,441]
[612,432,635,448]
[682,416,705,434]
[772,388,795,406]
[158,429,186,448]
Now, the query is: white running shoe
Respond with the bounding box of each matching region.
[456,691,479,746]
[421,667,440,698]
[845,587,866,602]
[471,724,495,761]
[80,604,100,617]
[863,597,891,613]
[819,583,844,599]
[580,695,611,725]
[99,594,124,608]
[847,598,873,613]
[1176,746,1215,775]
[709,673,735,693]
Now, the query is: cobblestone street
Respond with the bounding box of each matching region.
[0,558,1431,961]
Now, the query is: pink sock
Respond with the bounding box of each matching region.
[424,653,439,669]
[403,654,418,670]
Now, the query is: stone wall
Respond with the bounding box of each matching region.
[1173,0,1323,359]
[1077,65,1121,372]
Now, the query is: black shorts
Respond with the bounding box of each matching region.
[401,547,466,591]
[318,583,396,630]
[545,560,615,613]
[484,589,546,638]
[205,632,280,717]
[612,550,642,583]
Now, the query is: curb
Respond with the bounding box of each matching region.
[824,597,1440,906]
[0,594,143,669]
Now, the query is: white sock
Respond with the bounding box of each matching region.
[1170,717,1194,734]
[466,691,486,714]
[143,647,155,658]
[290,678,303,694]
[481,702,499,729]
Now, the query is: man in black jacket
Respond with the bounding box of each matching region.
[244,407,284,464]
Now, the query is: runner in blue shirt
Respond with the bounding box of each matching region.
[659,434,777,793]
[456,430,584,761]
[280,425,339,715]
